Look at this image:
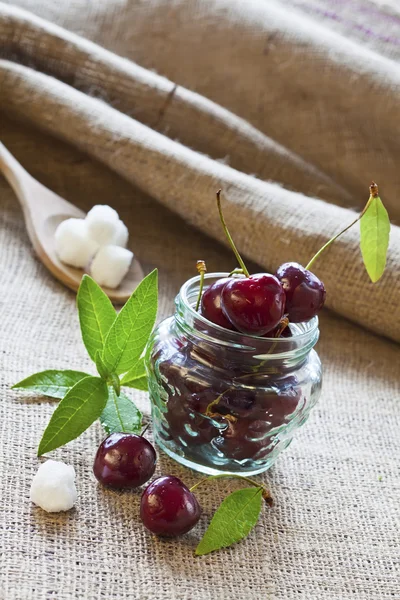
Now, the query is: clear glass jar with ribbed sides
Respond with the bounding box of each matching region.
[145,273,322,476]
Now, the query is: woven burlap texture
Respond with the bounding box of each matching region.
[0,1,399,599]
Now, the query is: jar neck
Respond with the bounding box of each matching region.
[174,273,320,374]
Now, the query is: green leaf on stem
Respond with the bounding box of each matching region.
[12,370,89,399]
[360,196,390,283]
[120,357,148,391]
[77,275,116,362]
[102,269,158,375]
[100,388,142,434]
[38,376,108,455]
[195,487,263,556]
[95,351,110,380]
[109,373,121,397]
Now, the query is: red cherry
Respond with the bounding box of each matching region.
[140,476,201,537]
[275,262,326,322]
[93,432,156,489]
[221,274,285,335]
[200,278,235,330]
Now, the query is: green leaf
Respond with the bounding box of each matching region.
[38,376,108,455]
[360,196,390,283]
[12,370,89,399]
[100,388,142,434]
[120,357,148,391]
[77,275,116,362]
[102,269,158,375]
[195,487,263,556]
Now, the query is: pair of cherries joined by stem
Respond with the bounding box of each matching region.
[199,191,326,336]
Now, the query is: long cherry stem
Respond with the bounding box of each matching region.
[216,190,250,278]
[195,260,207,311]
[189,474,273,505]
[305,182,378,271]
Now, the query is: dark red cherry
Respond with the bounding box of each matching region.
[200,278,235,330]
[93,432,156,489]
[221,274,285,335]
[275,262,326,322]
[140,475,201,537]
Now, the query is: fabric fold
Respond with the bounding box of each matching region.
[1,55,399,343]
[0,2,347,204]
[2,0,400,217]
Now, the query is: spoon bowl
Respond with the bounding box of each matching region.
[0,142,144,304]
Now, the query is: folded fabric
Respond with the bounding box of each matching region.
[0,0,399,344]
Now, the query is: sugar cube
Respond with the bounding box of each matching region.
[30,459,77,513]
[90,244,133,289]
[113,220,129,248]
[86,205,120,246]
[55,218,98,268]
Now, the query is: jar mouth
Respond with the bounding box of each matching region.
[176,273,319,360]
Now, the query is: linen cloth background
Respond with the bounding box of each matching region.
[0,1,399,599]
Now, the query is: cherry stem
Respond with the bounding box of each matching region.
[140,423,150,437]
[195,260,207,311]
[205,388,237,423]
[189,474,273,505]
[274,316,289,338]
[216,190,250,278]
[305,182,378,271]
[228,268,244,276]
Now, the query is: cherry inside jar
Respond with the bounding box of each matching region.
[145,273,322,476]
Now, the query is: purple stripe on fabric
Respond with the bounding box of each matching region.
[289,1,400,47]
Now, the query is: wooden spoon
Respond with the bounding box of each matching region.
[0,142,144,304]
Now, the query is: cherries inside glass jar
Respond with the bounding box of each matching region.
[146,272,323,476]
[145,192,325,475]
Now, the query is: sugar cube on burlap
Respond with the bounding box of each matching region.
[30,460,77,513]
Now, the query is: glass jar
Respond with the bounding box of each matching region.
[145,273,322,476]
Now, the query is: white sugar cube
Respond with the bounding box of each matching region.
[113,220,129,248]
[55,218,98,268]
[90,244,133,289]
[86,205,120,246]
[30,460,77,513]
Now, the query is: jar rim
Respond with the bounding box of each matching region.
[178,272,319,356]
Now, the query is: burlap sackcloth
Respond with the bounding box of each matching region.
[0,1,399,599]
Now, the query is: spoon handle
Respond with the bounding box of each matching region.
[0,142,31,208]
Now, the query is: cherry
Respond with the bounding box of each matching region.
[221,273,285,336]
[275,262,326,322]
[140,475,201,537]
[93,432,156,489]
[200,278,235,330]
